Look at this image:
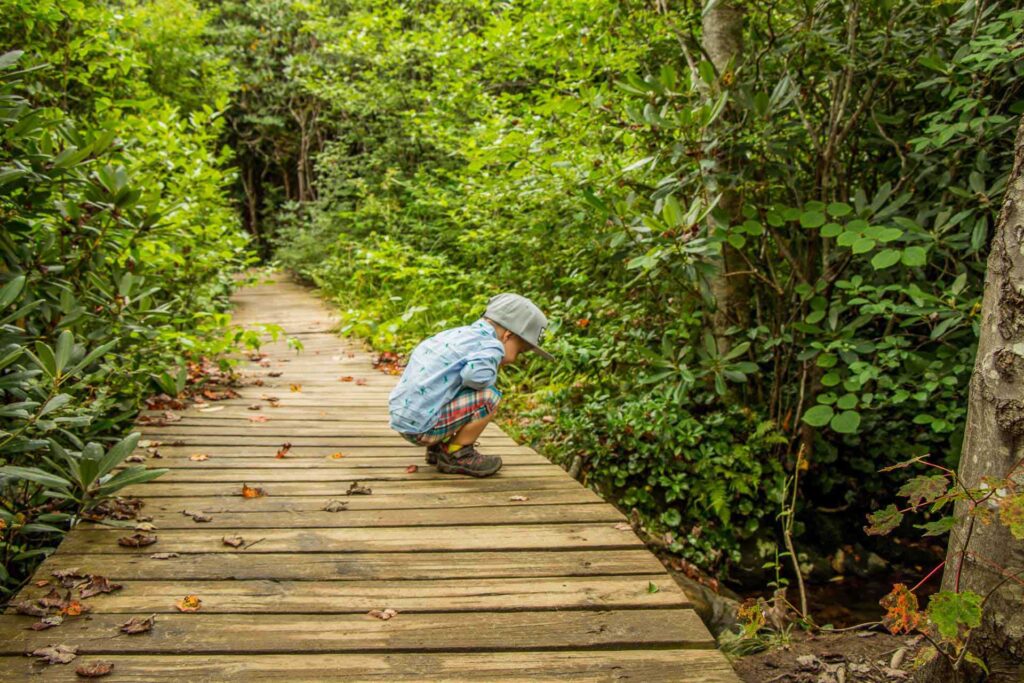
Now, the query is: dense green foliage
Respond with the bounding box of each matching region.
[231,0,1024,578]
[0,0,250,592]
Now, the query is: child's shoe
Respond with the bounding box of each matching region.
[436,444,502,477]
[425,442,446,465]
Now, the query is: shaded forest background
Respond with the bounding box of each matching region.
[2,0,1023,630]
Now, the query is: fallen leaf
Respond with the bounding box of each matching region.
[189,453,209,462]
[162,411,182,422]
[34,580,50,588]
[125,454,146,463]
[79,576,123,599]
[51,568,84,587]
[289,384,302,392]
[75,660,114,677]
[330,452,346,459]
[12,600,48,617]
[241,483,267,498]
[138,440,155,448]
[355,378,368,386]
[119,615,155,634]
[509,495,529,502]
[339,376,354,382]
[541,415,555,423]
[62,601,88,617]
[323,500,348,512]
[117,533,157,548]
[647,581,660,594]
[259,360,271,367]
[368,608,398,620]
[248,404,262,411]
[29,615,64,631]
[346,481,372,496]
[197,405,224,413]
[181,510,212,523]
[249,415,269,423]
[38,587,68,609]
[275,442,292,459]
[134,522,157,532]
[222,535,244,548]
[613,522,632,531]
[149,552,179,560]
[406,464,418,473]
[31,644,78,665]
[175,595,202,613]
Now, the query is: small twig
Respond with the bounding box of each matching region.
[242,537,266,551]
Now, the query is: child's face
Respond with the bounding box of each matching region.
[499,331,532,366]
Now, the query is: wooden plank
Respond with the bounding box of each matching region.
[127,488,605,512]
[57,523,644,554]
[121,465,564,482]
[15,576,686,613]
[0,609,715,654]
[120,477,584,498]
[132,436,524,447]
[34,549,670,580]
[132,454,551,467]
[92,503,620,529]
[0,650,740,682]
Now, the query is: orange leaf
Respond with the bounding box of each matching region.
[355,378,368,386]
[289,384,302,392]
[339,376,354,382]
[406,464,418,473]
[189,453,209,462]
[175,595,202,612]
[275,442,292,459]
[62,601,86,617]
[880,583,922,635]
[330,452,346,459]
[241,483,267,498]
[249,415,268,423]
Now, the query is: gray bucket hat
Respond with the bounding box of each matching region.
[484,293,553,360]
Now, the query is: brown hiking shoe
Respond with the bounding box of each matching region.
[436,444,502,477]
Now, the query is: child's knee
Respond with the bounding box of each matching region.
[481,387,502,415]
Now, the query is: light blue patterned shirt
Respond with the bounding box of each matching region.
[388,319,505,434]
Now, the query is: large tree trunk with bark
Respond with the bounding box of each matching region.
[926,115,1024,682]
[701,0,750,353]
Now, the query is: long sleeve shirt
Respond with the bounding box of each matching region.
[388,319,505,434]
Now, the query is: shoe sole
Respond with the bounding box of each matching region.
[436,461,503,478]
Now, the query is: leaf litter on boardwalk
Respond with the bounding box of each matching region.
[117,532,157,547]
[76,660,114,678]
[182,510,212,523]
[175,595,202,612]
[323,500,348,512]
[222,535,244,547]
[368,608,398,620]
[120,615,155,634]
[241,483,267,498]
[31,644,77,665]
[275,442,292,458]
[346,481,372,495]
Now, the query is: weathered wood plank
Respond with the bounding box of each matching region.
[15,576,685,613]
[34,549,670,581]
[58,523,643,554]
[0,650,740,682]
[91,503,619,529]
[0,609,714,654]
[127,466,562,483]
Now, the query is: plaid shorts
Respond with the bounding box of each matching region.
[400,386,502,446]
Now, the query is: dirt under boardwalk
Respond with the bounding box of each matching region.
[0,274,739,682]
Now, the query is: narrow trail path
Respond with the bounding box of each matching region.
[0,274,738,681]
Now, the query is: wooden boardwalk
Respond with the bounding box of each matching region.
[0,276,738,681]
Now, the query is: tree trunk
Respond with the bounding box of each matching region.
[701,0,750,353]
[927,115,1024,682]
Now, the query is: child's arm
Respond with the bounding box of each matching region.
[459,347,503,390]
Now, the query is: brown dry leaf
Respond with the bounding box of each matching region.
[149,552,179,560]
[248,404,262,411]
[323,500,348,512]
[222,535,244,548]
[120,615,155,634]
[51,568,84,586]
[509,495,529,502]
[117,533,157,548]
[405,464,418,474]
[175,595,202,613]
[124,454,146,463]
[75,660,114,678]
[275,442,292,459]
[31,644,78,665]
[613,522,633,531]
[62,601,88,617]
[79,576,122,599]
[339,376,354,382]
[241,483,267,498]
[249,415,269,423]
[12,600,48,617]
[355,378,368,386]
[138,440,157,448]
[197,405,224,413]
[162,411,182,422]
[330,452,346,459]
[346,481,372,496]
[259,360,271,367]
[367,608,398,620]
[268,371,282,377]
[29,615,63,631]
[289,384,302,392]
[34,579,50,588]
[181,510,212,523]
[38,587,68,609]
[189,453,209,462]
[133,522,157,532]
